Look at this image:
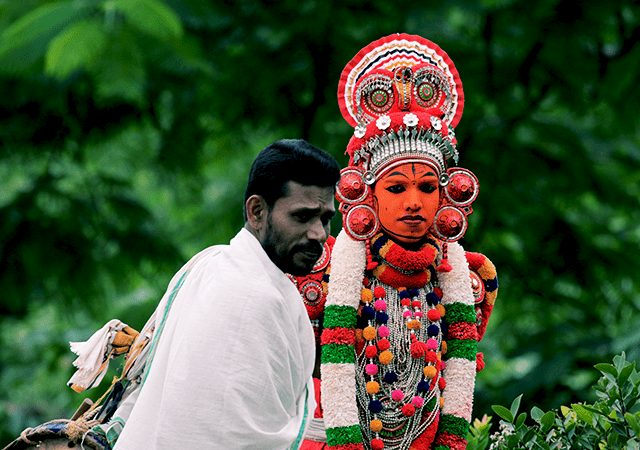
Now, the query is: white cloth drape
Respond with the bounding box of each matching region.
[113,228,316,449]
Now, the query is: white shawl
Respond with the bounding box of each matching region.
[110,228,316,449]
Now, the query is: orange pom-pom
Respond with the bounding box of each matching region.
[439,397,444,408]
[424,365,437,379]
[441,340,447,354]
[379,350,393,365]
[363,326,377,341]
[367,381,380,394]
[361,289,373,303]
[436,304,445,316]
[370,419,383,432]
[406,320,421,330]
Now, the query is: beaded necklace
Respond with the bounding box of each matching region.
[355,234,446,450]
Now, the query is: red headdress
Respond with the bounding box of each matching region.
[335,34,479,243]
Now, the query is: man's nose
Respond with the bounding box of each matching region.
[307,218,328,242]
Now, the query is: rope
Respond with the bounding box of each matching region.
[18,427,38,446]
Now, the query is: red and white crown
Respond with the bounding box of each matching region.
[335,34,479,243]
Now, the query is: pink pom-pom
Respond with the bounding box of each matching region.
[412,396,424,408]
[366,364,378,375]
[391,389,404,401]
[414,311,424,318]
[378,325,390,337]
[426,338,438,350]
[403,310,412,318]
[371,438,384,450]
[373,286,386,298]
[440,360,446,370]
[374,299,387,311]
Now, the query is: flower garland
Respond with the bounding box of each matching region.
[321,229,478,450]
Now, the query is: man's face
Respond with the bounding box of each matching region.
[372,162,440,245]
[261,181,336,276]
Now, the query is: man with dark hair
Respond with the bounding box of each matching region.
[77,139,341,449]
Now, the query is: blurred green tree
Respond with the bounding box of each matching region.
[0,0,639,445]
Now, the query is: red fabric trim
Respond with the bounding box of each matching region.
[447,322,478,340]
[321,327,356,346]
[433,431,467,450]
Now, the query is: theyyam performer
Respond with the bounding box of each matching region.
[304,34,498,450]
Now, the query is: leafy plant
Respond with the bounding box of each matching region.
[471,353,640,449]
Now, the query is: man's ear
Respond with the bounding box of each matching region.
[245,195,268,231]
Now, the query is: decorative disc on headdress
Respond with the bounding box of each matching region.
[338,33,464,129]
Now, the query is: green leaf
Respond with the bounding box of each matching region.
[619,362,636,387]
[510,394,523,418]
[89,31,145,103]
[516,411,527,429]
[0,2,91,56]
[532,406,545,421]
[595,363,619,378]
[45,19,107,80]
[572,404,594,425]
[625,412,640,438]
[540,411,555,433]
[492,404,514,423]
[106,0,183,40]
[560,405,571,417]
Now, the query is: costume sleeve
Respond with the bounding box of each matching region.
[464,252,498,342]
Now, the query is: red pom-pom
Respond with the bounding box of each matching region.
[377,338,391,351]
[433,287,443,298]
[410,339,429,359]
[411,300,421,309]
[365,345,378,359]
[371,439,384,450]
[362,277,370,287]
[400,298,411,307]
[427,309,441,321]
[438,377,446,390]
[437,260,453,273]
[402,404,416,417]
[373,286,386,298]
[367,261,379,271]
[425,351,438,363]
[476,352,485,372]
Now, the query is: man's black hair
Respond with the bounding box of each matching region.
[243,139,341,220]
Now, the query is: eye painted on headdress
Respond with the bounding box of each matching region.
[413,67,450,110]
[356,73,394,117]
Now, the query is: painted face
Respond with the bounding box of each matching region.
[261,181,336,276]
[372,162,440,245]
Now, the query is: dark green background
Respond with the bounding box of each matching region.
[1,0,639,445]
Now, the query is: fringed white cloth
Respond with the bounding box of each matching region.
[68,319,128,392]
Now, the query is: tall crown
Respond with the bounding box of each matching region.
[337,33,465,183]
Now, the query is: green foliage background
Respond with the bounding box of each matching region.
[1,0,639,445]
